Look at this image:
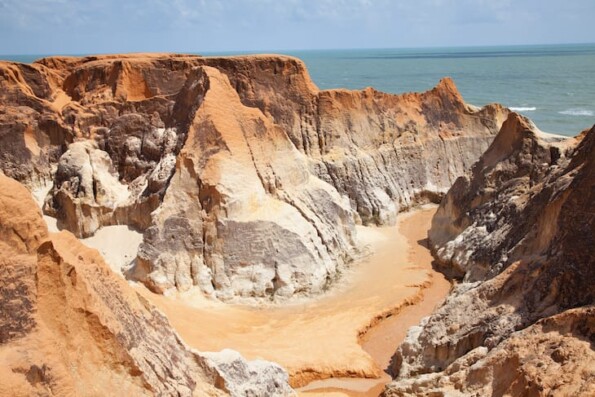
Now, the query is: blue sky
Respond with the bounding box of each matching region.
[0,0,594,54]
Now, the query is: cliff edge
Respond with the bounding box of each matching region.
[384,114,595,396]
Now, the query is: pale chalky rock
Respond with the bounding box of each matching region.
[201,349,294,397]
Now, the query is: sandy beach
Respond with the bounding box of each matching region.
[135,206,450,395]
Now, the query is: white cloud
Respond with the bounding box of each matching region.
[0,0,594,53]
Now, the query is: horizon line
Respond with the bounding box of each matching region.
[1,41,594,58]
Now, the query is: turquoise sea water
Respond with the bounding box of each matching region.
[286,44,595,136]
[3,44,594,136]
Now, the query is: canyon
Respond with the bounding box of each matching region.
[0,53,592,396]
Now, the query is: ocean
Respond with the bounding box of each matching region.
[286,44,595,136]
[3,44,594,136]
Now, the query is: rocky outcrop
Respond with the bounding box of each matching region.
[0,172,292,397]
[385,115,595,396]
[0,61,73,184]
[0,54,508,299]
[201,349,292,397]
[204,59,509,224]
[130,66,358,298]
[385,307,594,397]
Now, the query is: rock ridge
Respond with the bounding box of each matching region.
[384,114,595,396]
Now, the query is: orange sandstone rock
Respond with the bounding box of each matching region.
[0,53,508,300]
[0,172,292,396]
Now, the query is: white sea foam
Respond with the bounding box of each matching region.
[510,107,537,112]
[559,109,594,116]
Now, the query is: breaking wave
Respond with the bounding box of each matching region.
[510,107,537,112]
[559,109,594,116]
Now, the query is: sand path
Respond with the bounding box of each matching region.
[300,208,451,396]
[138,206,450,395]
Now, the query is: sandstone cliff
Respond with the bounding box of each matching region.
[384,114,595,396]
[0,54,508,299]
[0,172,292,396]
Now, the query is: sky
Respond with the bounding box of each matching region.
[0,0,594,55]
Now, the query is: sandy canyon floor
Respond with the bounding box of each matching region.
[34,183,450,396]
[135,207,450,397]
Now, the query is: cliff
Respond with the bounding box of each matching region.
[0,172,292,396]
[384,114,595,396]
[0,54,508,300]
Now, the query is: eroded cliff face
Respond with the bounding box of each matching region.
[0,54,508,299]
[208,59,508,224]
[0,172,293,397]
[384,115,595,396]
[132,66,358,298]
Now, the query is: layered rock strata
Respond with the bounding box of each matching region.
[0,54,508,299]
[0,172,292,397]
[385,114,595,396]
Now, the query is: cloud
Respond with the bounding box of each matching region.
[0,0,594,53]
[147,0,387,24]
[0,0,101,29]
